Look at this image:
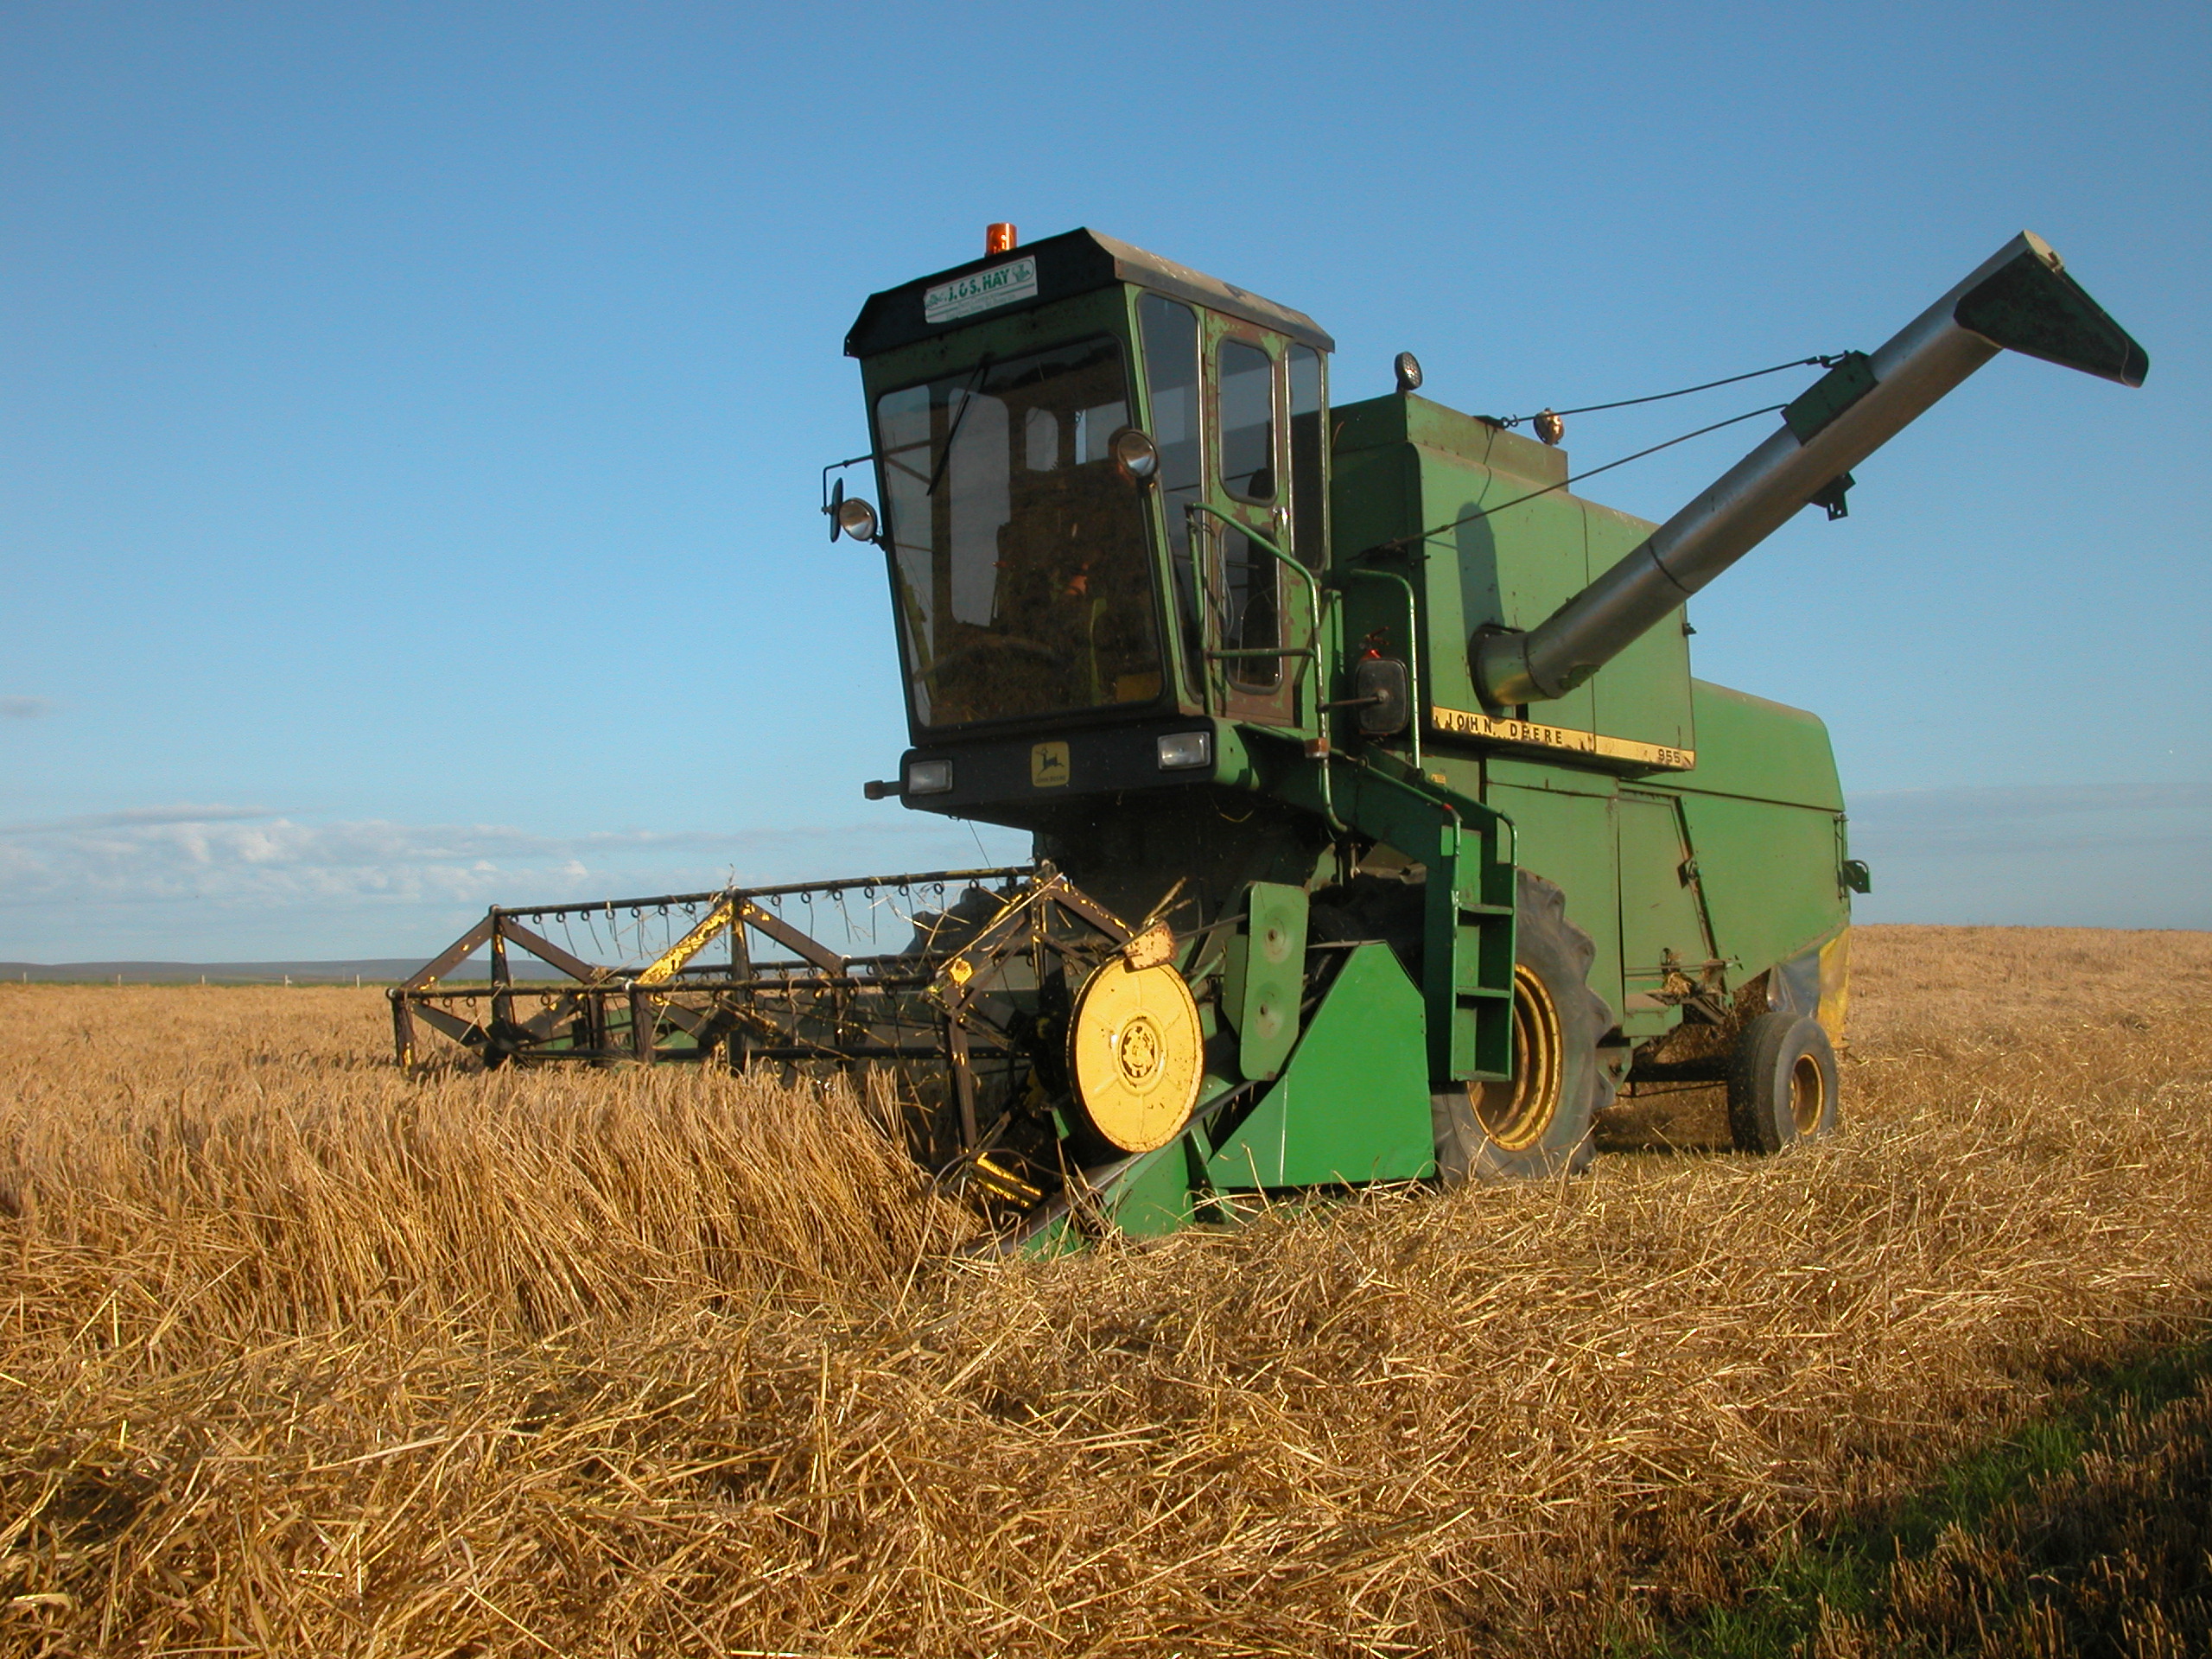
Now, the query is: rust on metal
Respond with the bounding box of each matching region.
[1123,925,1175,970]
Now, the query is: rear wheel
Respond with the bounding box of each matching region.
[1726,1012,1840,1154]
[1434,871,1618,1181]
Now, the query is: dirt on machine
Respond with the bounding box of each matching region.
[392,225,2146,1249]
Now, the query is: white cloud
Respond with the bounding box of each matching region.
[0,812,918,906]
[4,784,2203,938]
[3,782,2200,957]
[0,696,53,720]
[0,804,1029,959]
[0,804,275,835]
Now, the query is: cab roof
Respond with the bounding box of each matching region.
[844,227,1334,359]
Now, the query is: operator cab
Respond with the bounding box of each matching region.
[842,228,1333,825]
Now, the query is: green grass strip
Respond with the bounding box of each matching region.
[1618,1338,2212,1658]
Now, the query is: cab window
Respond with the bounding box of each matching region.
[1218,339,1276,503]
[1288,344,1325,566]
[873,335,1163,728]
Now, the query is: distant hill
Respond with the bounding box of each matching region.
[0,959,573,986]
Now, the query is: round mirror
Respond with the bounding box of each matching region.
[1108,426,1160,486]
[835,494,879,543]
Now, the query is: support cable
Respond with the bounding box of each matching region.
[1494,353,1846,428]
[1365,401,1790,560]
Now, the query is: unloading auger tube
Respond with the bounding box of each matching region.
[1473,232,2150,708]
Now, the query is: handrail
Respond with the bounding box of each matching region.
[1242,719,1350,836]
[1184,501,1326,726]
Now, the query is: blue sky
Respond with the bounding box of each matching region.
[3,1,2206,960]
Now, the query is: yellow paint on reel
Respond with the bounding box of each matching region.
[1068,958,1204,1154]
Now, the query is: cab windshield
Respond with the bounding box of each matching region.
[874,336,1164,729]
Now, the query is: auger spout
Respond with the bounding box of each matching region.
[1472,232,2148,708]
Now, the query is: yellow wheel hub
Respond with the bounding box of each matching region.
[1068,958,1204,1154]
[1788,1051,1828,1134]
[1471,962,1565,1151]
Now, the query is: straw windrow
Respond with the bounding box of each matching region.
[3,925,2209,1655]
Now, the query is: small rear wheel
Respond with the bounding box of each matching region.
[1727,1012,1840,1154]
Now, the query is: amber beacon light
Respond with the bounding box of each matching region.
[985,222,1018,255]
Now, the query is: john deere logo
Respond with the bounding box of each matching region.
[1030,741,1070,788]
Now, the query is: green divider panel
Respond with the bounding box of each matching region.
[1206,942,1434,1189]
[1236,881,1307,1081]
[1103,1135,1211,1236]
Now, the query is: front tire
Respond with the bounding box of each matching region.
[1433,870,1619,1181]
[1726,1012,1840,1154]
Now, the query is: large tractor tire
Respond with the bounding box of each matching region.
[1433,870,1620,1182]
[1726,1012,1840,1154]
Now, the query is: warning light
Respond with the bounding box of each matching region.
[986,223,1018,256]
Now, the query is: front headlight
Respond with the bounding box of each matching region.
[1155,731,1211,772]
[905,758,953,795]
[1109,426,1160,486]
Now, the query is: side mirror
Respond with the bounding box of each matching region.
[1353,657,1410,736]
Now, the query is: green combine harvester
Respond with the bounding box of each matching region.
[393,226,2146,1244]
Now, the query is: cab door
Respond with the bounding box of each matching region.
[1203,323,1306,732]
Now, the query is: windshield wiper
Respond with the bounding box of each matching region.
[925,353,994,497]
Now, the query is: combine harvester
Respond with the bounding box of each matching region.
[393,227,2145,1243]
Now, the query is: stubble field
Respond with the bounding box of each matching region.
[3,925,2211,1656]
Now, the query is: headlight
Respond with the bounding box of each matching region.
[835,495,880,543]
[905,758,953,795]
[1155,731,1211,772]
[1108,426,1160,485]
